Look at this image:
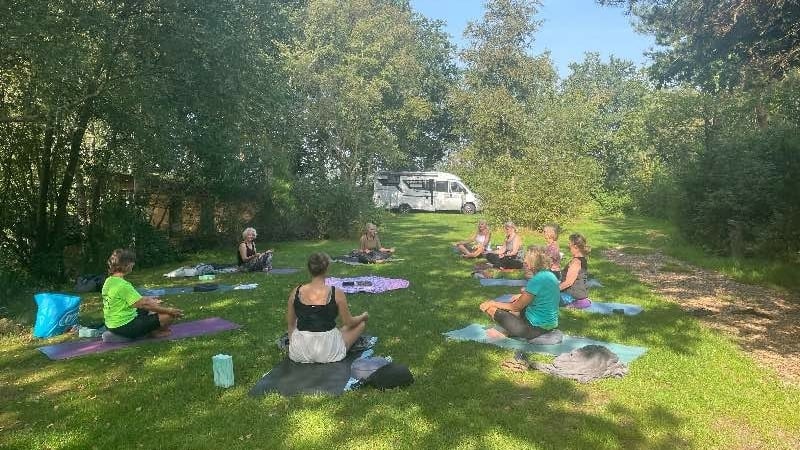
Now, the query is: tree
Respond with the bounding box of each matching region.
[0,0,299,276]
[449,0,598,228]
[561,53,649,202]
[599,0,800,91]
[282,0,457,186]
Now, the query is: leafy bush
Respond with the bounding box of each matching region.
[292,177,383,239]
[456,150,600,229]
[678,127,800,256]
[83,200,179,272]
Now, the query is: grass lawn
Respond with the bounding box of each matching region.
[1,213,798,449]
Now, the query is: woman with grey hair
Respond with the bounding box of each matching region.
[238,227,273,272]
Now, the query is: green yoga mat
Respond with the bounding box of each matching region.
[443,323,648,364]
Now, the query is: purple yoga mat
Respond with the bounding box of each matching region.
[37,317,241,360]
[325,276,410,294]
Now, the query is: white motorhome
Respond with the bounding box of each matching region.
[372,171,482,214]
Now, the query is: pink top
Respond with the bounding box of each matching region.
[546,242,561,271]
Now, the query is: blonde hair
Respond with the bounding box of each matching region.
[569,233,590,254]
[364,223,377,234]
[543,225,558,241]
[107,249,136,274]
[242,227,257,240]
[524,245,551,273]
[307,252,331,276]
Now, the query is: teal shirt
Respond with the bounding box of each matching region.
[523,270,560,330]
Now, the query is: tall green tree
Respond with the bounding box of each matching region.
[0,0,298,276]
[599,0,800,91]
[450,0,598,228]
[282,0,457,186]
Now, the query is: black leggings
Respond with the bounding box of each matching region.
[493,310,548,340]
[485,253,523,269]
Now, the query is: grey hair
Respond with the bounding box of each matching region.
[242,227,257,239]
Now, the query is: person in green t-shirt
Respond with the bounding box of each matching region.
[102,249,183,339]
[479,245,560,340]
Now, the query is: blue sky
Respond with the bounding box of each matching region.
[409,0,656,78]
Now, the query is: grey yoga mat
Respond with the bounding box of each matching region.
[249,352,364,397]
[443,323,648,364]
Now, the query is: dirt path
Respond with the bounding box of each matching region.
[603,248,800,384]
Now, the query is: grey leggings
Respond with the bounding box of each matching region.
[493,310,547,340]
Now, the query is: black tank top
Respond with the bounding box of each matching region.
[237,242,256,265]
[294,286,338,332]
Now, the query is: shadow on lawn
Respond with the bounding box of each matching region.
[2,214,707,448]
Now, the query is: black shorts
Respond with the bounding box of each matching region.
[109,308,161,339]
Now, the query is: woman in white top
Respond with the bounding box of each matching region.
[454,220,492,258]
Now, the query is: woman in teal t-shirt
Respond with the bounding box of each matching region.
[479,245,560,339]
[102,249,183,339]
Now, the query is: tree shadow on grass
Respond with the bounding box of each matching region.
[0,214,714,449]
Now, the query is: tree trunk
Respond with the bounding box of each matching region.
[52,100,93,251]
[35,123,55,254]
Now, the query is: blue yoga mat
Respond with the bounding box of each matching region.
[479,278,527,287]
[494,295,643,316]
[443,323,648,364]
[137,283,260,297]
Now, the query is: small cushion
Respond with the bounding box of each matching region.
[101,331,133,343]
[528,329,564,345]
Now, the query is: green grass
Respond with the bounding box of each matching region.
[1,213,799,449]
[581,215,800,293]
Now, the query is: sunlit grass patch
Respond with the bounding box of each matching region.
[1,213,799,449]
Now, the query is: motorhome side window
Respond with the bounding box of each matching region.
[451,182,465,193]
[404,179,426,190]
[435,181,448,192]
[377,175,400,186]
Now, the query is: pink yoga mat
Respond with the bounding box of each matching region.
[37,317,240,360]
[325,276,409,294]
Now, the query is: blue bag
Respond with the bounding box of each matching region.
[32,293,81,338]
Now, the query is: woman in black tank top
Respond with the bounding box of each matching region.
[286,252,369,363]
[238,227,273,272]
[560,233,591,307]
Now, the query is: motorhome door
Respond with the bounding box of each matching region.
[434,180,465,211]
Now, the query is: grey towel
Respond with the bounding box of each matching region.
[532,344,628,383]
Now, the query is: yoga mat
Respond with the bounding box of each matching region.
[249,351,365,397]
[266,268,301,275]
[37,317,241,360]
[495,295,643,316]
[332,257,404,266]
[479,278,527,287]
[443,324,648,364]
[137,283,258,297]
[326,276,409,294]
[249,354,358,397]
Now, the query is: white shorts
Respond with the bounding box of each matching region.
[289,328,347,363]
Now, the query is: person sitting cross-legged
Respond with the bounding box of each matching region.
[238,227,273,272]
[485,221,523,269]
[479,245,560,340]
[287,252,369,363]
[103,249,183,339]
[454,219,492,258]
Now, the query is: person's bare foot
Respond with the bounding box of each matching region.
[485,328,507,339]
[151,328,172,338]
